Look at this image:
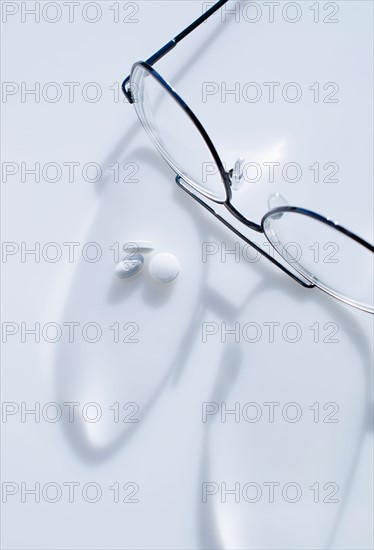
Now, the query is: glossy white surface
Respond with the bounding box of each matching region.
[1,1,373,549]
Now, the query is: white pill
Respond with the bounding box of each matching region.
[123,241,154,255]
[115,254,144,279]
[149,253,180,284]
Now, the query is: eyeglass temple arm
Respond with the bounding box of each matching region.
[122,0,230,102]
[175,176,315,289]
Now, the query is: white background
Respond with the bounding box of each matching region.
[1,1,373,548]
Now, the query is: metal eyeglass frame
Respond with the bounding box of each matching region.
[121,0,374,313]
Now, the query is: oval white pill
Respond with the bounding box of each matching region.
[115,254,144,279]
[149,253,180,284]
[123,241,154,255]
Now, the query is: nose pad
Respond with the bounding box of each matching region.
[229,157,245,190]
[267,193,289,219]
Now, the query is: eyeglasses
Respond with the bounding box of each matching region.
[122,0,374,314]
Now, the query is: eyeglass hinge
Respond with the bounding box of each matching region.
[122,76,134,104]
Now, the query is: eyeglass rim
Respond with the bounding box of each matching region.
[261,206,374,313]
[262,206,374,253]
[131,62,373,249]
[129,61,232,204]
[130,61,374,309]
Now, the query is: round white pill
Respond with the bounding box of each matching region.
[149,253,180,284]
